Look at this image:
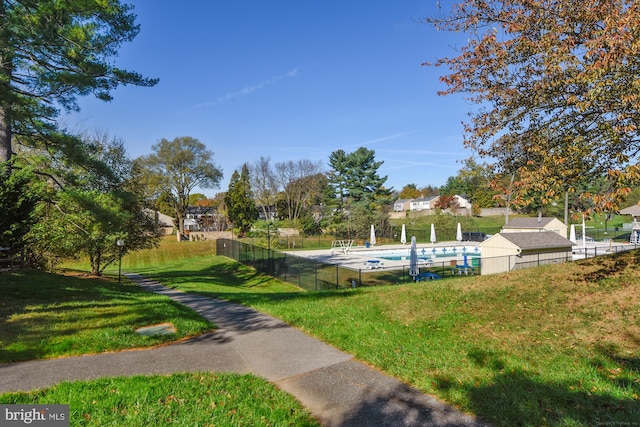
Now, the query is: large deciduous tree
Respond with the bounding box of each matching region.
[398,184,422,199]
[137,136,223,234]
[273,159,324,223]
[426,0,640,214]
[440,159,497,210]
[28,134,161,274]
[249,156,278,220]
[0,0,157,172]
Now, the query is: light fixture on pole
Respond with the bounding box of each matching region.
[116,239,125,283]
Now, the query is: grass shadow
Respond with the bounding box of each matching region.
[0,269,212,363]
[138,261,362,307]
[579,250,640,282]
[448,347,640,426]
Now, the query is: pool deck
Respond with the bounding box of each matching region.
[284,240,637,271]
[283,242,476,271]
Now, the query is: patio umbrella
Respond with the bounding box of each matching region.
[456,222,462,242]
[409,236,419,278]
[370,224,376,246]
[569,224,576,244]
[430,223,436,244]
[400,224,407,245]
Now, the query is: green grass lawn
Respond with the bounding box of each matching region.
[1,239,317,426]
[4,236,640,426]
[0,269,213,363]
[0,373,319,426]
[143,249,640,427]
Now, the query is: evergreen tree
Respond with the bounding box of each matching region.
[327,147,393,209]
[326,147,392,239]
[225,164,258,236]
[0,0,157,171]
[0,166,41,254]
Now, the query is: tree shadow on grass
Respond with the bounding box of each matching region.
[443,348,640,426]
[136,261,361,307]
[126,273,359,342]
[0,270,213,363]
[578,250,640,282]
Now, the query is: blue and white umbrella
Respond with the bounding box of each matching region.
[456,222,462,242]
[409,236,419,278]
[400,224,407,245]
[370,224,376,246]
[430,223,436,244]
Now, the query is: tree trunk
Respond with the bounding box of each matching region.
[0,2,13,170]
[90,251,102,276]
[0,103,10,165]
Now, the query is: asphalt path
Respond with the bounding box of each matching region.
[0,274,490,427]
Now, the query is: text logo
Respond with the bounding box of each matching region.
[0,405,69,426]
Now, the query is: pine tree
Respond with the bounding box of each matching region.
[225,164,258,236]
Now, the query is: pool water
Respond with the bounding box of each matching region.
[366,246,482,261]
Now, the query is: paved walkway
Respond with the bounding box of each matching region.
[0,274,489,427]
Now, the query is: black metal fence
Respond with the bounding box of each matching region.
[216,239,639,291]
[0,248,25,272]
[216,239,420,291]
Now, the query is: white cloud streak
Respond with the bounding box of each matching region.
[197,68,299,107]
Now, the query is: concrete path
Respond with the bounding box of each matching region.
[0,274,489,427]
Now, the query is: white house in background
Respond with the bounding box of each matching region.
[393,198,412,212]
[409,196,439,211]
[144,209,175,235]
[620,204,640,243]
[392,195,473,214]
[502,216,568,238]
[479,231,574,275]
[453,195,472,209]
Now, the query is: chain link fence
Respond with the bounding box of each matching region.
[216,238,639,291]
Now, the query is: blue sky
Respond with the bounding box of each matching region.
[68,1,472,196]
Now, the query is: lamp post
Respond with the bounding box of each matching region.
[116,239,125,283]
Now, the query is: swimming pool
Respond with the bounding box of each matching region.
[363,246,482,261]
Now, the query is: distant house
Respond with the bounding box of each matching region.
[184,206,229,232]
[452,195,472,209]
[479,231,574,275]
[502,216,568,238]
[620,204,640,243]
[144,209,175,235]
[410,196,439,211]
[257,204,278,221]
[393,198,412,212]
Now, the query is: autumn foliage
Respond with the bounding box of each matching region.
[425,0,640,212]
